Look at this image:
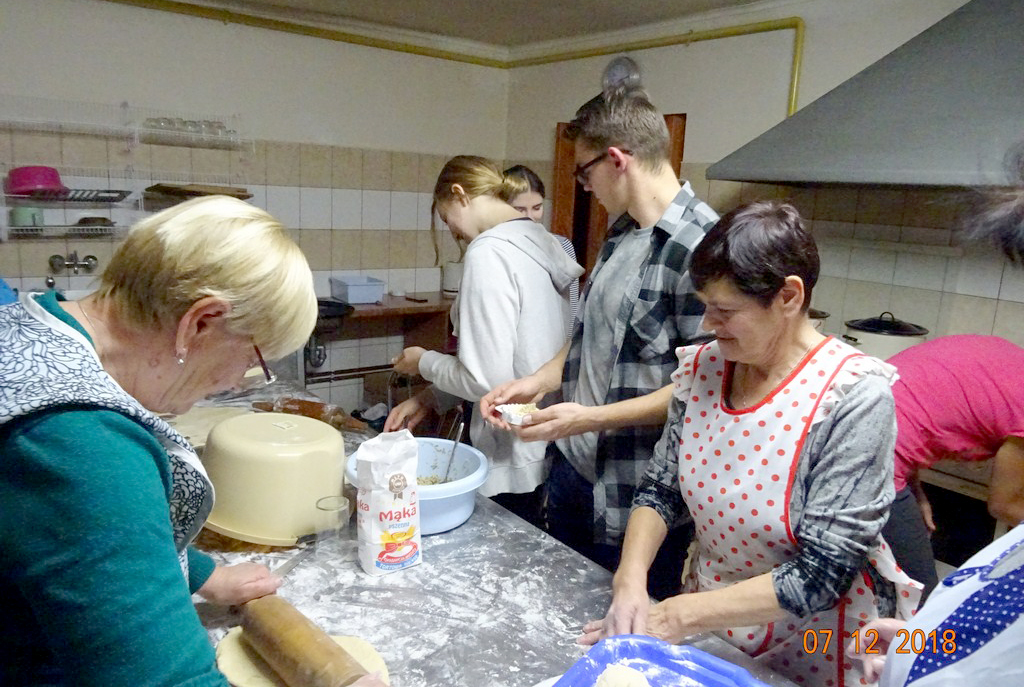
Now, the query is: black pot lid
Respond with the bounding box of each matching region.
[844,311,928,336]
[808,307,830,320]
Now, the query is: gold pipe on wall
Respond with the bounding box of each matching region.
[509,18,805,116]
[100,1,804,115]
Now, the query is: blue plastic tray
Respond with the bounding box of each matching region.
[554,635,769,687]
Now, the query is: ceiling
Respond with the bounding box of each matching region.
[150,0,766,48]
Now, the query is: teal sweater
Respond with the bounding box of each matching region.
[0,294,227,686]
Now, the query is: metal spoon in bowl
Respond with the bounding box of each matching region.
[442,421,465,484]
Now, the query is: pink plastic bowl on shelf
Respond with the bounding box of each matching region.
[5,166,68,196]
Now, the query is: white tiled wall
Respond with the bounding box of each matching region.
[390,192,419,229]
[250,184,436,232]
[332,189,361,229]
[893,253,947,291]
[264,185,301,227]
[811,239,1022,346]
[999,264,1024,303]
[299,187,332,228]
[305,334,405,411]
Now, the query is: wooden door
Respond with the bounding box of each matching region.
[550,114,687,276]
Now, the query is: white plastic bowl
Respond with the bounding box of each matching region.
[346,437,488,535]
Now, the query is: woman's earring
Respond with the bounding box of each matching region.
[176,350,187,365]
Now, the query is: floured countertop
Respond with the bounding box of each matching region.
[195,497,795,687]
[197,496,601,686]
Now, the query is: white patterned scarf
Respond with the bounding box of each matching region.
[0,293,213,578]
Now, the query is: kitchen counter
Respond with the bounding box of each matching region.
[196,496,796,687]
[346,292,454,320]
[312,292,454,359]
[190,383,794,686]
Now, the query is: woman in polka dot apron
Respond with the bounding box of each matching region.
[581,202,921,687]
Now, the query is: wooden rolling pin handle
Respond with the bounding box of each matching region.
[240,596,368,687]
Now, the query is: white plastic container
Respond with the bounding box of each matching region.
[202,413,346,546]
[346,437,488,535]
[330,275,386,304]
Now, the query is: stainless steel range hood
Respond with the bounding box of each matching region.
[707,0,1024,187]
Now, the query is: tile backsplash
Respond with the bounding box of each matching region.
[0,129,462,299]
[2,130,1021,353]
[679,162,1024,348]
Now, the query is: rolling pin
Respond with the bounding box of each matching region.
[240,596,369,687]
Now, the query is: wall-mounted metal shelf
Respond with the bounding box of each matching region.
[1,95,252,243]
[136,126,245,150]
[6,189,131,203]
[5,224,123,240]
[0,94,251,152]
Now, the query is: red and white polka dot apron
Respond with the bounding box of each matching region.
[675,338,921,687]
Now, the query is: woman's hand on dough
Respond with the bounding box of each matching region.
[644,596,699,644]
[578,581,651,645]
[197,562,282,606]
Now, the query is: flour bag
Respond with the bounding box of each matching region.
[356,429,422,575]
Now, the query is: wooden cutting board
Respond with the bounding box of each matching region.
[146,183,252,199]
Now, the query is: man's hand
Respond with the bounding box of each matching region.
[480,376,547,430]
[513,403,597,442]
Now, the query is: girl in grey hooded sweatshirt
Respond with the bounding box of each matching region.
[386,155,583,521]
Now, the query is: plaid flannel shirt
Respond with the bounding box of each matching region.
[554,182,718,545]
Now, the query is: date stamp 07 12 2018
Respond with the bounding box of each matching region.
[802,628,958,655]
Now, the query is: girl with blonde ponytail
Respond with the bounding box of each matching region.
[385,155,583,523]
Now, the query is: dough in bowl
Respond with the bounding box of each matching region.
[216,626,389,686]
[595,664,651,687]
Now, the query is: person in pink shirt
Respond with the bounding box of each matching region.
[882,334,1024,600]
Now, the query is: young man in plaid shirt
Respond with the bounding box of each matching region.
[482,60,718,599]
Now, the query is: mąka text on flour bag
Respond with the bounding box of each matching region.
[356,429,422,575]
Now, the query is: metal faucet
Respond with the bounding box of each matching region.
[49,251,99,276]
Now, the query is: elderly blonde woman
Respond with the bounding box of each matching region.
[0,197,386,687]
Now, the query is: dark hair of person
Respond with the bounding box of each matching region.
[502,164,546,199]
[562,56,670,169]
[964,141,1024,264]
[690,201,819,310]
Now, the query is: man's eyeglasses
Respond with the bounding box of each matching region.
[574,152,609,185]
[573,149,631,185]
